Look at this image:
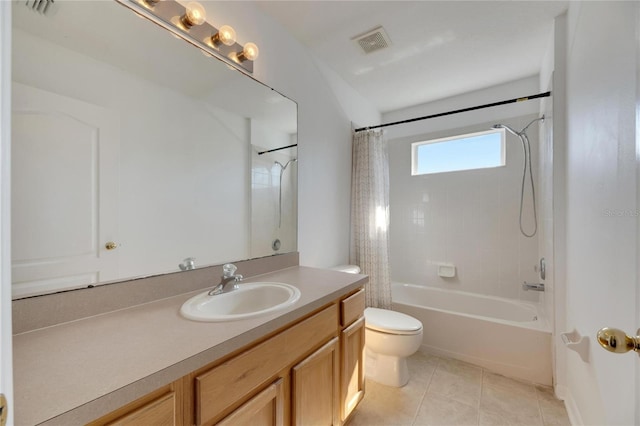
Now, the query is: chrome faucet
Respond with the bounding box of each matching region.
[208,263,243,296]
[523,282,545,292]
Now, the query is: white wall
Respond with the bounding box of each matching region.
[384,77,543,301]
[561,1,638,424]
[203,1,381,268]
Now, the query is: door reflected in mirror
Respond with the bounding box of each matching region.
[11,1,297,299]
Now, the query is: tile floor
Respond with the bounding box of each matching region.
[348,351,571,426]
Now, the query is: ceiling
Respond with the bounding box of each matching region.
[253,1,568,113]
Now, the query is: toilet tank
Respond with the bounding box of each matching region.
[330,265,361,274]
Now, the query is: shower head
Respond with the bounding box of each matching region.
[274,158,297,171]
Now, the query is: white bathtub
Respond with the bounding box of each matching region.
[392,282,552,385]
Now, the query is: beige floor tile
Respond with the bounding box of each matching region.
[350,353,570,426]
[534,385,560,404]
[436,358,483,383]
[479,408,543,426]
[348,379,427,426]
[482,372,537,398]
[480,385,542,425]
[408,351,440,386]
[535,386,570,426]
[538,402,571,426]
[413,392,479,426]
[427,358,482,407]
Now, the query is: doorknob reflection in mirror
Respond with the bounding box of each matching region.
[105,241,118,250]
[596,327,640,355]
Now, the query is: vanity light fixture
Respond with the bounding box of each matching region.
[141,0,160,7]
[180,1,206,29]
[211,25,237,47]
[237,42,259,62]
[119,0,257,73]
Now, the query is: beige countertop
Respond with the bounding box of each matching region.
[13,266,367,425]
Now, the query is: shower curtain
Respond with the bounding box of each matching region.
[350,129,392,309]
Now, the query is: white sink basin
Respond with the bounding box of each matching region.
[180,282,301,322]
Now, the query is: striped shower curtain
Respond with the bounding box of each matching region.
[350,129,392,309]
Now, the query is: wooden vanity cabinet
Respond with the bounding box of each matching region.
[339,289,366,423]
[88,287,366,426]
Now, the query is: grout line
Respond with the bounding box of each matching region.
[478,367,485,426]
[410,355,438,426]
[534,385,546,426]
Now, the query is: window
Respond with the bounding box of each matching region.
[411,129,505,175]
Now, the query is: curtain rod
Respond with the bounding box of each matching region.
[257,144,298,155]
[354,91,551,133]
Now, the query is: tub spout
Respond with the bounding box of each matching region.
[523,282,545,292]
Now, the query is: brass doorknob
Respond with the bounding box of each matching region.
[596,327,640,354]
[105,241,118,250]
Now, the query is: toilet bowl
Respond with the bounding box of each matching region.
[330,264,424,388]
[364,307,423,387]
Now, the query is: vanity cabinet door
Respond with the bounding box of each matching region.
[291,337,340,426]
[216,379,284,426]
[340,316,365,422]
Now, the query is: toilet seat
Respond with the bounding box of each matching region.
[364,307,423,335]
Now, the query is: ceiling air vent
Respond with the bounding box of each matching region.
[352,26,392,54]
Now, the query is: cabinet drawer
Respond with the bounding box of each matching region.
[195,304,339,425]
[340,288,365,327]
[106,392,175,426]
[87,381,182,426]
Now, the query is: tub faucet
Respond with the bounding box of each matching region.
[523,282,545,292]
[208,263,243,296]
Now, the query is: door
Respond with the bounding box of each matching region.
[562,1,639,423]
[0,2,12,424]
[340,317,365,422]
[292,337,340,426]
[11,83,119,298]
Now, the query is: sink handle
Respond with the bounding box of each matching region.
[223,263,237,278]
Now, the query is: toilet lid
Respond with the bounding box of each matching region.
[364,307,423,335]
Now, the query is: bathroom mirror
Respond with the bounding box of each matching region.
[11,1,297,299]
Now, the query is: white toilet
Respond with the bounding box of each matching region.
[330,264,424,387]
[364,307,423,387]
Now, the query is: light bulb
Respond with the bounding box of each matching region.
[141,0,159,7]
[211,25,236,47]
[238,42,259,62]
[181,2,206,28]
[218,25,237,46]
